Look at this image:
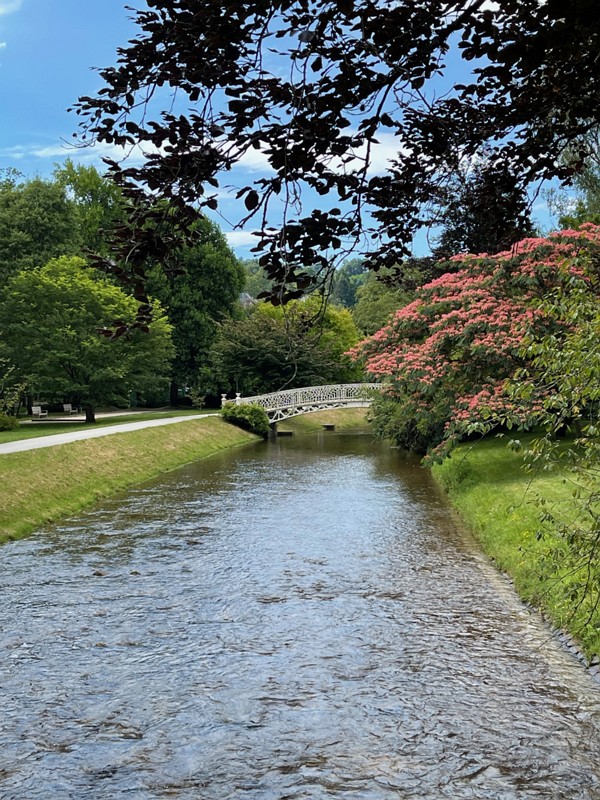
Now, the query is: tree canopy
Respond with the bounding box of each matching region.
[432,159,536,260]
[241,258,274,300]
[351,270,411,336]
[54,159,125,255]
[351,225,600,455]
[0,164,130,288]
[147,217,245,402]
[211,296,362,396]
[0,257,173,422]
[550,129,600,229]
[330,258,368,308]
[0,171,81,284]
[74,1,600,298]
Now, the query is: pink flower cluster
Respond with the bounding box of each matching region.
[349,225,600,447]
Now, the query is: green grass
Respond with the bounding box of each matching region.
[0,416,256,543]
[1,407,218,444]
[432,436,600,661]
[278,407,370,434]
[0,409,366,544]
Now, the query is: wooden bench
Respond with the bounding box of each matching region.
[63,404,78,415]
[32,405,48,418]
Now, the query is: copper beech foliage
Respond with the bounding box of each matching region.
[73,0,600,304]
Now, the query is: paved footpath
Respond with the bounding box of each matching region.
[0,414,212,455]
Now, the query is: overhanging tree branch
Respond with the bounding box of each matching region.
[73,0,600,300]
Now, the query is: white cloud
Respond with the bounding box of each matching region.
[348,132,408,175]
[0,139,164,165]
[224,230,262,248]
[0,144,26,159]
[34,140,164,163]
[237,147,273,173]
[206,188,240,202]
[0,1,22,15]
[0,42,6,49]
[229,130,406,178]
[2,127,405,181]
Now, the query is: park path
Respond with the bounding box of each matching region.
[0,413,212,455]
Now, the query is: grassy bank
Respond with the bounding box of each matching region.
[0,416,257,543]
[278,407,369,434]
[432,437,600,661]
[0,407,217,444]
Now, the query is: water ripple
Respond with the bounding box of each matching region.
[1,434,600,798]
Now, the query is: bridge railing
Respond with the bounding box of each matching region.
[222,383,382,413]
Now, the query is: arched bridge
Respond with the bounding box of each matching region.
[222,383,382,423]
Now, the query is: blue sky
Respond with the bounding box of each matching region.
[0,1,560,260]
[0,0,271,256]
[0,1,134,173]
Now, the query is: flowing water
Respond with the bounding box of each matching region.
[2,432,600,799]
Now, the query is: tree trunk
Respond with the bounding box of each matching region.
[84,404,96,424]
[170,379,179,407]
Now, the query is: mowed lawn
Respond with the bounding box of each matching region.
[0,407,218,444]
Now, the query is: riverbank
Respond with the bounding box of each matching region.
[0,416,258,543]
[0,408,371,544]
[432,437,600,662]
[278,407,369,434]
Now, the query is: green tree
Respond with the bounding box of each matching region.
[147,218,245,405]
[54,159,124,254]
[330,259,368,308]
[0,171,81,283]
[545,129,600,229]
[351,258,443,336]
[0,358,24,416]
[352,272,412,336]
[432,159,536,260]
[212,296,363,396]
[0,257,173,423]
[241,258,272,299]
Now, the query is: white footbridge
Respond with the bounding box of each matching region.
[222,383,382,423]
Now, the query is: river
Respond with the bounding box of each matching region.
[1,431,600,799]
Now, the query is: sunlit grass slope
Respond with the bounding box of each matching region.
[432,437,600,661]
[0,417,256,543]
[277,407,369,434]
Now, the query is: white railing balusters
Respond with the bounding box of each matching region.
[226,383,382,422]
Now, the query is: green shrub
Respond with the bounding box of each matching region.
[188,387,205,409]
[221,402,270,438]
[0,413,19,431]
[433,453,474,492]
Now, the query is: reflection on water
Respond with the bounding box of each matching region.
[1,432,600,799]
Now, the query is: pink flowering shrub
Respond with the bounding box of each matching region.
[350,225,600,456]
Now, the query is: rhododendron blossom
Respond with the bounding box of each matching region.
[350,227,600,455]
